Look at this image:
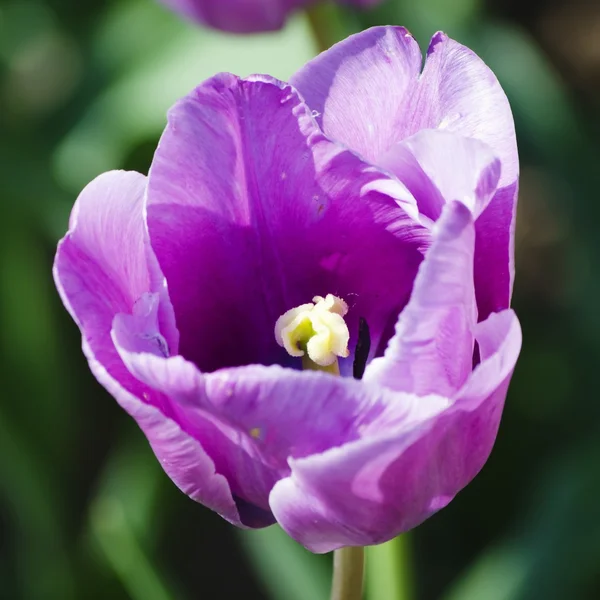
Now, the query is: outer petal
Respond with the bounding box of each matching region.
[270,309,521,552]
[85,341,244,526]
[112,317,280,515]
[291,26,518,318]
[53,171,245,526]
[416,33,518,185]
[291,26,423,165]
[62,171,151,308]
[364,200,477,397]
[112,322,379,506]
[291,27,517,187]
[378,129,501,224]
[422,32,519,318]
[146,73,427,375]
[112,306,447,517]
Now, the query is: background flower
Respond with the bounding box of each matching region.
[158,0,383,33]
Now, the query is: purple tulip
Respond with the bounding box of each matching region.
[54,27,521,553]
[159,0,382,33]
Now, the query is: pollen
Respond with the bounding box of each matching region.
[274,294,350,367]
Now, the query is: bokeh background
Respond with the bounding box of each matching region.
[1,0,599,598]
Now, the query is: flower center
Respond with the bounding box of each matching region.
[274,294,350,375]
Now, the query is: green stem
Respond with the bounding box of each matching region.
[366,536,413,600]
[305,1,348,52]
[330,546,365,600]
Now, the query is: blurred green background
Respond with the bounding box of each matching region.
[1,0,599,598]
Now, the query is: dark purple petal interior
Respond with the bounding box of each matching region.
[147,73,427,375]
[474,182,518,319]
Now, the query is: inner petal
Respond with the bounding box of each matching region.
[378,130,501,225]
[146,73,427,374]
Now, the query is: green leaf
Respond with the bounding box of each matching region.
[87,434,185,600]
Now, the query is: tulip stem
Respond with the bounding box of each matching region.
[305,2,347,52]
[366,536,414,600]
[330,546,365,600]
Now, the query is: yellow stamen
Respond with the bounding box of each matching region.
[274,294,350,372]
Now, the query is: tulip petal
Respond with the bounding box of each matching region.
[112,316,379,510]
[270,309,521,552]
[112,301,448,519]
[292,27,517,186]
[292,26,518,318]
[473,181,518,318]
[378,129,501,224]
[60,171,150,309]
[53,171,177,376]
[146,73,427,375]
[291,26,423,165]
[421,32,519,317]
[419,32,518,186]
[111,324,281,516]
[364,200,477,397]
[84,341,245,526]
[53,171,247,527]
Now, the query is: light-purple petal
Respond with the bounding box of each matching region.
[270,309,521,553]
[112,296,455,520]
[291,26,518,317]
[53,171,177,374]
[85,342,245,526]
[113,309,387,508]
[378,129,501,224]
[112,313,280,517]
[291,26,423,165]
[292,27,517,187]
[418,32,518,186]
[364,200,477,397]
[146,73,427,374]
[61,171,151,309]
[53,171,245,526]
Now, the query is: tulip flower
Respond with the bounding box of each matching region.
[54,27,520,553]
